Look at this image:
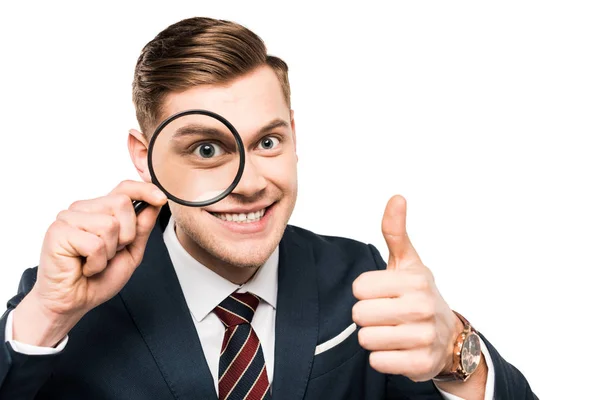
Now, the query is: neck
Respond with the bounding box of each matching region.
[174,224,258,285]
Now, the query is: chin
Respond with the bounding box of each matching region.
[205,233,281,269]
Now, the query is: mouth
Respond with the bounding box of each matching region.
[208,203,274,224]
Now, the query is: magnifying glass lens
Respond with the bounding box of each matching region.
[149,111,243,207]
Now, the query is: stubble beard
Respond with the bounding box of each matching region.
[181,220,282,269]
[171,195,296,271]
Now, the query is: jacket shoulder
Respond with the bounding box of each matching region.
[284,224,386,272]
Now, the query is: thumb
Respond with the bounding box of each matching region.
[382,195,421,270]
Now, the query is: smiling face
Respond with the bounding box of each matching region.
[146,65,298,280]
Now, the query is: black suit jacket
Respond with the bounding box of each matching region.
[0,208,536,399]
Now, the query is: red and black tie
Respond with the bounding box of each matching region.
[213,292,271,400]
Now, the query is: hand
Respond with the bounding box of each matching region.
[352,195,463,382]
[12,180,167,346]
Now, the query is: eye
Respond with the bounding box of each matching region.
[259,136,280,150]
[193,142,225,158]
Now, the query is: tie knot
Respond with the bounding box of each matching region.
[214,292,260,327]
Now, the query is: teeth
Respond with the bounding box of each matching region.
[212,208,267,223]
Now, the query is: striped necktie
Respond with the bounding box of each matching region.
[213,292,271,400]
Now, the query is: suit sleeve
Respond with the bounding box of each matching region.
[367,245,538,400]
[0,267,63,400]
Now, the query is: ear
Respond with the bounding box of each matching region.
[290,109,298,162]
[127,129,152,182]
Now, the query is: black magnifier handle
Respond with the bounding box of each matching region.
[133,200,150,215]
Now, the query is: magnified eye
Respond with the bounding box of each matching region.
[194,142,225,158]
[259,136,280,150]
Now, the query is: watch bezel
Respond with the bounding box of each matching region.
[460,331,482,376]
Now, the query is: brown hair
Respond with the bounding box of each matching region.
[132,17,291,135]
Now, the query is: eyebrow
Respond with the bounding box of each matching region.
[171,125,231,141]
[170,118,290,142]
[257,118,289,136]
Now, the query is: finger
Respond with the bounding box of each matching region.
[57,222,109,277]
[81,202,162,302]
[109,181,166,248]
[369,349,435,380]
[353,270,430,300]
[358,324,436,351]
[81,203,161,301]
[56,210,120,260]
[381,195,421,269]
[353,298,400,327]
[353,294,435,327]
[108,180,166,207]
[70,195,137,249]
[69,180,165,213]
[70,181,166,249]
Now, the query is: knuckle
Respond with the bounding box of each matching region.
[422,298,436,318]
[113,193,132,210]
[120,222,137,244]
[104,216,120,235]
[55,210,69,221]
[89,236,105,255]
[413,275,431,291]
[414,299,435,321]
[421,265,434,282]
[49,218,66,231]
[45,221,64,243]
[115,180,134,192]
[420,327,437,346]
[68,200,84,210]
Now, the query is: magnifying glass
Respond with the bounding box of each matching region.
[132,109,245,213]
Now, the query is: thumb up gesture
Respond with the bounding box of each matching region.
[352,195,463,381]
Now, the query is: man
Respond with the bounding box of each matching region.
[0,17,536,399]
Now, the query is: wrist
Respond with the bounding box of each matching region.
[12,291,82,347]
[440,312,466,374]
[435,353,488,400]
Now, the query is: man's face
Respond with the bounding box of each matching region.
[157,66,298,269]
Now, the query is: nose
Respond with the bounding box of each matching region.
[231,155,267,197]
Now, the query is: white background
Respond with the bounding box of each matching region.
[0,1,598,398]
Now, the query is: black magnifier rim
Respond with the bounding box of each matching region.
[147,109,245,207]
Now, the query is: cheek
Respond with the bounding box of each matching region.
[168,201,206,223]
[258,153,297,192]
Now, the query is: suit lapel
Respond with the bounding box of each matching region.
[119,208,217,400]
[272,226,320,400]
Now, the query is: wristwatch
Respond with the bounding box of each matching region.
[432,311,482,382]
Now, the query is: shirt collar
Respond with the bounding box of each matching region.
[163,216,279,323]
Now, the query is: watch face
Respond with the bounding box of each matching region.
[460,333,482,374]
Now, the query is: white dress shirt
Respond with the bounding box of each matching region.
[163,216,278,392]
[5,216,495,399]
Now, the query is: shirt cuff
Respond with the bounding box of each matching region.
[5,309,68,355]
[434,339,495,400]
